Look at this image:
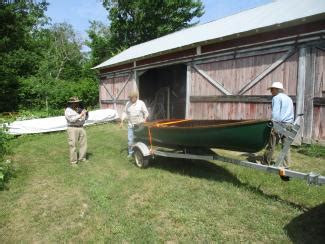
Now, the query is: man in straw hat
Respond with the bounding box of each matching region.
[65,96,88,166]
[120,90,149,158]
[263,81,294,167]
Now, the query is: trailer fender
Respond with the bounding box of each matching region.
[132,142,151,157]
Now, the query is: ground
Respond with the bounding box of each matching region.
[0,123,324,242]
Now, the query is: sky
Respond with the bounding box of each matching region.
[46,0,273,51]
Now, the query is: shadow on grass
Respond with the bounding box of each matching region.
[151,156,240,183]
[284,203,325,243]
[86,152,93,160]
[150,156,309,211]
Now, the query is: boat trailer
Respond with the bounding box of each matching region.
[132,121,325,186]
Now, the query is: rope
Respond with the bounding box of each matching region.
[148,126,153,152]
[147,119,190,152]
[155,119,190,127]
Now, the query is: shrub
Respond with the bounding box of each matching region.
[0,128,14,190]
[0,159,14,190]
[19,76,99,111]
[0,128,11,159]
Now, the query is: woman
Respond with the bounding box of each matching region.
[120,91,149,157]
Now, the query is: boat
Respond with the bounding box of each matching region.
[133,119,273,153]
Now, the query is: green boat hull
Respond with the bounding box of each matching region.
[134,120,273,153]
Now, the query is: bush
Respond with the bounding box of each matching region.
[0,159,14,190]
[0,128,12,159]
[0,128,14,190]
[15,109,63,120]
[19,76,99,111]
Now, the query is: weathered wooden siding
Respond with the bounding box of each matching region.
[189,51,299,120]
[190,102,274,120]
[313,48,325,141]
[191,51,298,96]
[99,73,134,116]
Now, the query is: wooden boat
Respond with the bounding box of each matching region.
[133,119,273,153]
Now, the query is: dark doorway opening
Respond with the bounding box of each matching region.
[139,64,187,120]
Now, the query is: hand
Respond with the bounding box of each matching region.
[81,109,87,116]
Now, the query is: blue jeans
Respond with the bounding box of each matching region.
[128,127,134,156]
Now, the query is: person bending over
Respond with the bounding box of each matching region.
[263,82,294,167]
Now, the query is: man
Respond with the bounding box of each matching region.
[263,82,294,167]
[65,96,88,166]
[120,90,149,157]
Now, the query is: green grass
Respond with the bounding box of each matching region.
[0,123,324,242]
[296,144,325,158]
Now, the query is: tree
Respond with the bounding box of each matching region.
[0,0,48,112]
[19,23,99,111]
[37,23,83,81]
[86,21,113,65]
[93,0,204,60]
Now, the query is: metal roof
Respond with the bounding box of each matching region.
[94,0,325,70]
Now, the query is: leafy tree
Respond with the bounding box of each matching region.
[0,0,48,112]
[36,23,84,81]
[86,21,113,65]
[18,23,99,111]
[101,0,204,55]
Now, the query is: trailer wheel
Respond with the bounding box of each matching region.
[134,148,149,168]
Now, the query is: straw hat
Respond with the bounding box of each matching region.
[267,82,284,91]
[128,90,139,98]
[68,96,82,103]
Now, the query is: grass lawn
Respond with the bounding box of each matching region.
[0,123,324,242]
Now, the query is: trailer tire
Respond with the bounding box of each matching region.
[134,148,149,168]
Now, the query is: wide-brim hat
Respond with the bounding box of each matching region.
[267,82,284,91]
[68,96,82,103]
[128,90,139,98]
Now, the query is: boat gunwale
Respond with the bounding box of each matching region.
[141,119,273,130]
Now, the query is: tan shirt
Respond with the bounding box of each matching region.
[65,107,87,126]
[122,99,149,128]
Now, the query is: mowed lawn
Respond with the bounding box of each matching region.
[0,123,324,242]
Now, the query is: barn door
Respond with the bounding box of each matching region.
[100,71,134,115]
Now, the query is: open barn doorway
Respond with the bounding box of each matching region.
[139,64,187,120]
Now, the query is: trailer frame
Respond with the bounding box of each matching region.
[131,120,325,186]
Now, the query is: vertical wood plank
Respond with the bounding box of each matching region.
[303,47,316,144]
[186,64,192,118]
[295,46,307,144]
[132,70,138,91]
[321,106,325,140]
[314,48,325,97]
[313,106,320,140]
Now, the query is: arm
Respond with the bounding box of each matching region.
[65,108,82,123]
[271,96,281,122]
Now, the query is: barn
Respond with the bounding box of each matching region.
[94,0,325,144]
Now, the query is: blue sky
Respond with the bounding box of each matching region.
[46,0,272,51]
